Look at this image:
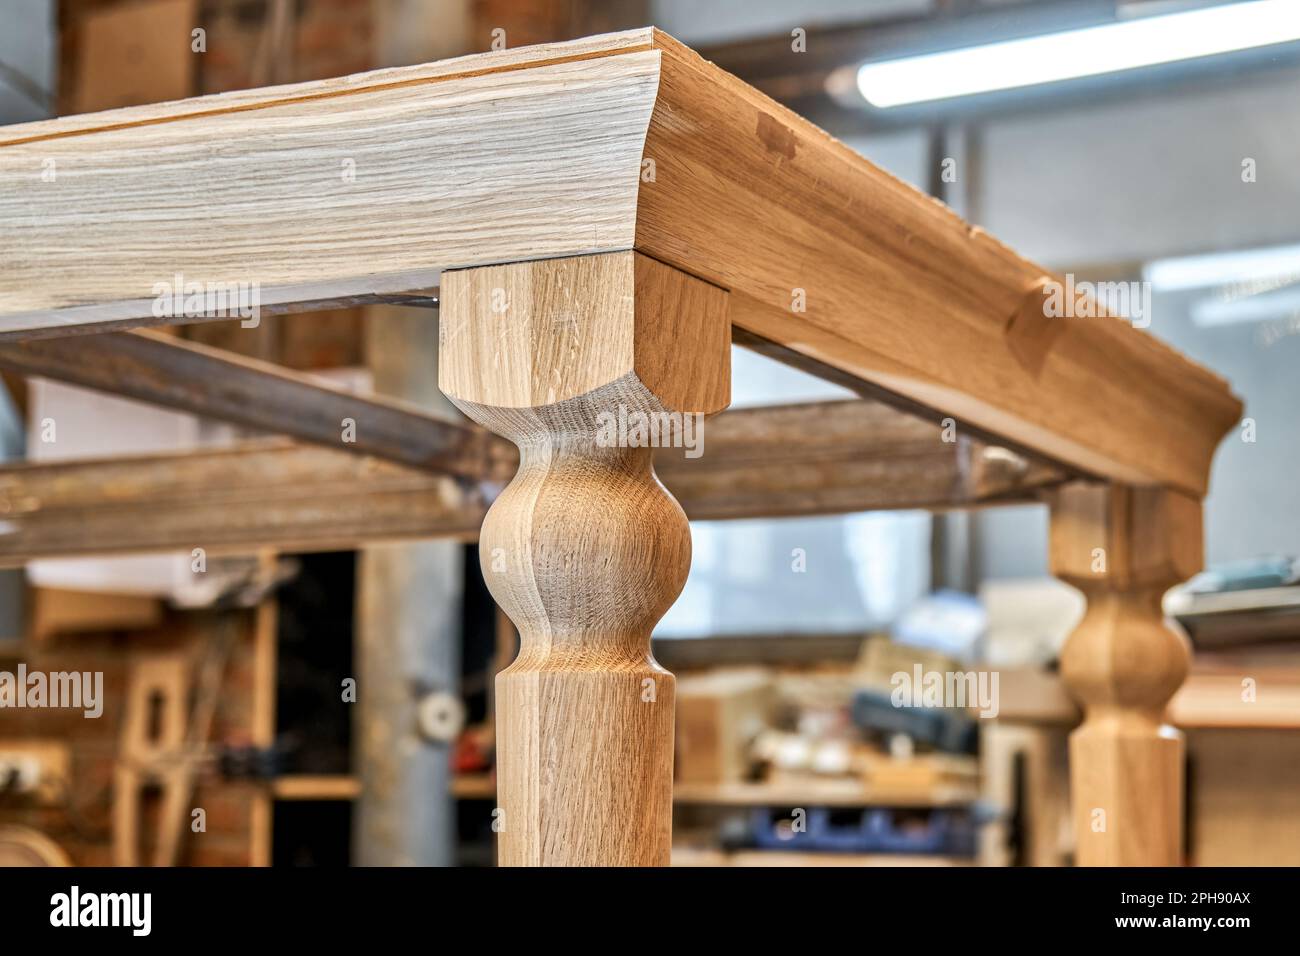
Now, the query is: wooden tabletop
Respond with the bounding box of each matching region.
[0,28,1240,494]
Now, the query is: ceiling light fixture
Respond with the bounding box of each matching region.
[856,0,1300,108]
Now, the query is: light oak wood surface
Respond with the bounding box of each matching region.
[0,399,1065,566]
[1050,482,1201,866]
[0,325,1061,515]
[657,399,1068,519]
[271,775,362,801]
[0,440,487,564]
[0,32,658,331]
[440,251,729,866]
[0,28,1245,869]
[0,330,512,481]
[0,30,1239,495]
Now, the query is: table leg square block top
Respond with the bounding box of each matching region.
[0,28,1243,867]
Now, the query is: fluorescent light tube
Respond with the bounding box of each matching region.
[856,0,1300,108]
[1192,286,1300,326]
[1144,243,1300,291]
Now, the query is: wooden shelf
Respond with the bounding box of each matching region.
[998,666,1300,730]
[672,779,977,808]
[1169,668,1300,729]
[270,774,500,802]
[451,773,496,800]
[671,847,972,867]
[450,776,976,807]
[270,775,360,801]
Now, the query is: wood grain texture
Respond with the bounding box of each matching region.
[657,399,1067,519]
[0,399,1062,566]
[0,330,513,481]
[440,251,729,411]
[0,441,485,565]
[637,32,1240,496]
[1187,729,1300,866]
[0,29,1238,493]
[1050,482,1201,866]
[0,32,659,332]
[440,252,729,866]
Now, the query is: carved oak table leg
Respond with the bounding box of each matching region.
[440,251,730,866]
[1049,482,1202,866]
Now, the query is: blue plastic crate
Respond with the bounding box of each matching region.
[749,806,976,857]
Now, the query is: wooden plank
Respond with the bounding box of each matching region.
[271,775,361,801]
[671,780,977,809]
[451,773,496,801]
[0,32,659,332]
[657,399,1067,520]
[639,33,1240,496]
[0,441,485,566]
[3,324,1070,522]
[982,664,1300,730]
[0,330,513,481]
[652,632,863,671]
[1169,666,1300,729]
[0,30,1239,494]
[248,552,279,868]
[27,587,163,642]
[0,400,1065,566]
[442,776,978,810]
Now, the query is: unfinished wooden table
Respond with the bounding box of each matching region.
[0,29,1241,867]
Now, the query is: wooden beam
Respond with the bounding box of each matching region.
[0,400,1066,566]
[0,440,484,566]
[0,30,1239,494]
[271,775,362,801]
[0,326,1065,510]
[0,330,513,481]
[658,399,1067,520]
[638,34,1240,497]
[730,326,1081,482]
[0,32,660,332]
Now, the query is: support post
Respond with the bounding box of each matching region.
[1049,482,1202,866]
[440,251,730,866]
[354,306,465,867]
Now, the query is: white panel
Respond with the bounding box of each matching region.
[0,0,54,92]
[651,0,932,45]
[842,129,931,191]
[981,67,1300,266]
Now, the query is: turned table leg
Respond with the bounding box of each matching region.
[1049,482,1202,866]
[439,251,730,866]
